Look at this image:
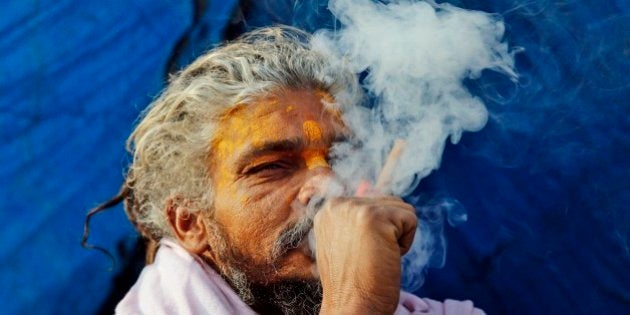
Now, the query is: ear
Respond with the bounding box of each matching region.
[166,198,209,254]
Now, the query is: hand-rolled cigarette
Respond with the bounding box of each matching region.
[374,139,406,193]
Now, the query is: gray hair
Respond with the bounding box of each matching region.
[124,26,360,240]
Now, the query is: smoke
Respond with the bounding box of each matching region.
[312,0,517,194]
[401,194,468,291]
[310,0,517,289]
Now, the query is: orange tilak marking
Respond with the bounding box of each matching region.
[302,120,322,141]
[307,155,328,170]
[303,149,329,170]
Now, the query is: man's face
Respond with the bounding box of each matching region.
[206,88,347,285]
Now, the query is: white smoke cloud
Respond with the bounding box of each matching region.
[312,0,517,195]
[310,0,517,290]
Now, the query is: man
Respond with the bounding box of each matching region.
[115,26,484,314]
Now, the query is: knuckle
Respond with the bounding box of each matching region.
[323,197,343,212]
[408,214,418,228]
[355,206,378,224]
[347,198,361,208]
[403,203,416,213]
[329,196,348,207]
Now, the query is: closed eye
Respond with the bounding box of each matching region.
[244,160,295,175]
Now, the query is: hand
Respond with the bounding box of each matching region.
[315,195,417,314]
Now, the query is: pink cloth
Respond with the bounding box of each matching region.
[395,291,486,315]
[116,238,485,315]
[116,238,256,315]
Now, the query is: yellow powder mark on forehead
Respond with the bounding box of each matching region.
[302,120,322,141]
[303,149,329,170]
[306,155,328,170]
[285,105,294,112]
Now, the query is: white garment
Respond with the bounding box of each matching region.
[116,238,485,315]
[116,238,255,315]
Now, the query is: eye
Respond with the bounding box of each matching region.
[245,161,294,175]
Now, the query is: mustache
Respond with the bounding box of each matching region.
[271,215,314,260]
[271,195,328,260]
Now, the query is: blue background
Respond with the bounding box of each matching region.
[1,0,628,314]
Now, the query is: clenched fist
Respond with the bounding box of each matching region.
[314,195,417,314]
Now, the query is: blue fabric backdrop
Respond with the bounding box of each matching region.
[1,1,628,314]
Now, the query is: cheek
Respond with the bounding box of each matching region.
[219,179,303,247]
[241,180,301,224]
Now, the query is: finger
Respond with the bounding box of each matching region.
[355,180,372,197]
[350,195,413,208]
[398,211,418,256]
[387,207,417,255]
[374,197,416,214]
[355,180,382,197]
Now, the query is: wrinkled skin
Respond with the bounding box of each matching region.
[167,88,417,314]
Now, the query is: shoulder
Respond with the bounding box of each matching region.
[115,239,256,315]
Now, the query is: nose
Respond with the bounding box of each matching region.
[296,167,337,207]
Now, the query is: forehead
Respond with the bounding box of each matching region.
[211,89,346,163]
[229,89,338,128]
